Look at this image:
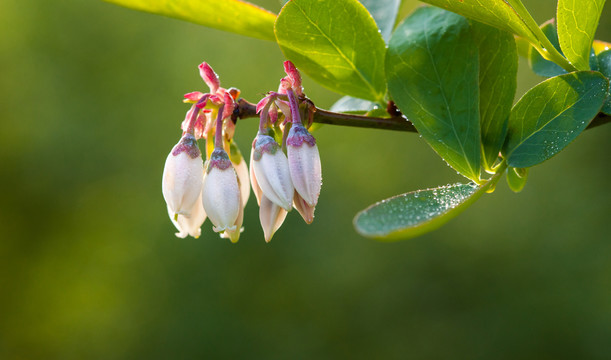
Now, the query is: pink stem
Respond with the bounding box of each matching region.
[286,88,301,125]
[214,104,225,150]
[185,96,209,134]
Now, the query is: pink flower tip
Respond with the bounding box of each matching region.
[199,62,220,93]
[283,61,302,94]
[184,91,204,103]
[256,96,272,114]
[222,92,235,119]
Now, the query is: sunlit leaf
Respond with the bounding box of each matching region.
[275,0,386,102]
[354,183,490,240]
[472,21,517,172]
[419,0,540,45]
[506,166,528,193]
[503,71,609,168]
[557,0,606,71]
[359,0,401,42]
[515,35,531,58]
[386,7,481,182]
[529,21,600,77]
[103,0,276,41]
[597,50,611,115]
[330,96,380,114]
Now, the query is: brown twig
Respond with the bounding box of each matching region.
[232,98,610,132]
[233,98,416,132]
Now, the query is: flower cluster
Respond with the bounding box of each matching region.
[162,61,322,243]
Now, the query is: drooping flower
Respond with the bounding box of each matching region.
[251,134,294,211]
[286,122,322,207]
[292,190,315,224]
[259,194,288,242]
[162,133,204,219]
[220,141,249,243]
[201,149,240,233]
[168,190,207,238]
[227,140,250,208]
[250,155,287,242]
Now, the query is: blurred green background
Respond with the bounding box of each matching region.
[1,0,610,358]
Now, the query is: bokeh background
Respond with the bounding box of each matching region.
[1,0,610,358]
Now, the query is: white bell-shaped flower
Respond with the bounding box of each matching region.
[162,133,204,218]
[249,150,262,206]
[293,191,315,224]
[201,149,240,233]
[220,187,244,243]
[252,134,294,211]
[228,141,250,208]
[167,191,207,238]
[287,124,322,207]
[259,194,288,243]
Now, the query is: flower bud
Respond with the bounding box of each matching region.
[198,62,220,93]
[259,195,288,243]
[168,191,207,238]
[287,124,321,207]
[249,150,262,206]
[221,189,244,243]
[162,133,204,219]
[228,141,250,208]
[293,191,315,224]
[252,134,294,211]
[201,149,240,233]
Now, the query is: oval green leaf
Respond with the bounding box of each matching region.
[330,96,379,114]
[503,71,609,168]
[472,21,517,172]
[275,0,387,102]
[354,183,487,240]
[597,50,611,115]
[359,0,401,42]
[386,6,481,182]
[103,0,276,41]
[557,0,606,71]
[419,0,541,46]
[506,166,528,193]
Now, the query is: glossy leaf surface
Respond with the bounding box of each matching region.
[103,0,276,41]
[359,0,401,42]
[597,50,611,115]
[503,71,608,168]
[419,0,540,45]
[506,167,528,193]
[330,96,379,114]
[472,21,517,171]
[557,0,606,71]
[354,183,485,240]
[275,0,386,102]
[386,7,481,181]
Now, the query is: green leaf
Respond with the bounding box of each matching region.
[386,7,481,182]
[275,0,386,102]
[359,0,401,42]
[528,21,600,77]
[529,21,567,78]
[472,21,517,172]
[103,0,277,41]
[506,166,528,193]
[557,0,606,71]
[354,183,489,240]
[419,0,540,46]
[597,50,611,115]
[330,96,379,114]
[503,71,609,168]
